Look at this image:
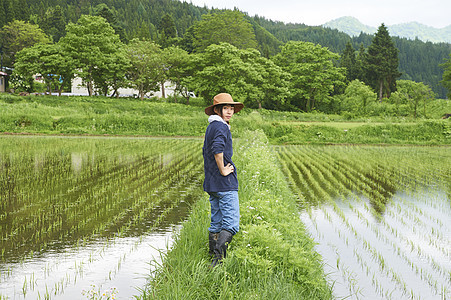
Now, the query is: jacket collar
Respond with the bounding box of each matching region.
[208,115,230,130]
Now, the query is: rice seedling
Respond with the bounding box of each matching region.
[0,136,204,299]
[277,144,451,299]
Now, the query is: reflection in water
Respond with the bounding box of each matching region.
[276,144,451,299]
[0,136,204,299]
[363,168,397,219]
[1,230,177,300]
[300,189,451,300]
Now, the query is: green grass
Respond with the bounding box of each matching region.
[140,130,332,299]
[1,94,450,145]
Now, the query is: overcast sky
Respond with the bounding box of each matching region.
[187,0,451,28]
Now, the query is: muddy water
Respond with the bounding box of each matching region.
[0,136,204,299]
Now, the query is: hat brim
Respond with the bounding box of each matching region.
[205,102,244,116]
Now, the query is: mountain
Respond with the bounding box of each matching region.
[322,16,376,36]
[323,16,451,44]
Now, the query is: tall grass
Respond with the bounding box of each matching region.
[1,94,450,145]
[140,130,332,299]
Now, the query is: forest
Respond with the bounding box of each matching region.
[0,0,450,110]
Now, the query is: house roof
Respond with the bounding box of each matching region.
[0,71,7,76]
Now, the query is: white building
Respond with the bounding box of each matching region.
[0,71,7,92]
[70,77,176,98]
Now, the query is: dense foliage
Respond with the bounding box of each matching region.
[1,0,450,102]
[255,17,451,99]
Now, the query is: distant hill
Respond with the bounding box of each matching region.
[323,16,451,44]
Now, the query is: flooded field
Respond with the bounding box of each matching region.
[0,136,204,299]
[276,145,451,300]
[2,135,449,299]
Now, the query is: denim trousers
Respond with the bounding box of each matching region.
[208,191,240,236]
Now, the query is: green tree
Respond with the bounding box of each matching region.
[180,25,196,53]
[190,10,258,52]
[365,24,401,101]
[0,20,51,67]
[441,52,451,99]
[14,43,75,95]
[340,79,377,115]
[158,14,180,48]
[355,43,367,83]
[0,0,7,28]
[125,39,163,100]
[340,41,358,82]
[190,42,289,109]
[159,13,177,38]
[14,0,29,21]
[40,5,66,42]
[132,21,153,41]
[94,4,126,42]
[60,15,124,96]
[92,45,130,97]
[273,41,346,111]
[159,46,192,102]
[389,80,435,118]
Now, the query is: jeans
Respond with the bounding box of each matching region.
[208,191,240,236]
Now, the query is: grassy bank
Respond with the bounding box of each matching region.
[1,94,450,145]
[140,130,332,299]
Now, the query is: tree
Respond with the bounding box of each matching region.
[125,39,163,100]
[94,4,126,42]
[92,46,130,97]
[354,43,367,83]
[189,42,289,109]
[0,20,51,67]
[389,80,435,118]
[41,5,66,42]
[60,15,124,96]
[340,41,358,82]
[14,43,75,95]
[340,79,377,115]
[273,41,346,111]
[189,10,258,52]
[0,0,8,29]
[160,46,192,102]
[441,53,451,99]
[158,14,179,48]
[14,0,29,21]
[365,24,401,101]
[159,14,177,38]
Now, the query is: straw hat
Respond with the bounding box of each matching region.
[205,93,244,116]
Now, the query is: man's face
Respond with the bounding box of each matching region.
[220,105,235,122]
[214,105,235,122]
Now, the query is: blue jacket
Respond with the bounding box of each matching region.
[203,118,238,192]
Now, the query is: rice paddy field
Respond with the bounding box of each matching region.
[275,144,451,299]
[0,136,204,299]
[1,134,450,299]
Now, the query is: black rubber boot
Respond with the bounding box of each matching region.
[210,230,233,268]
[208,232,219,257]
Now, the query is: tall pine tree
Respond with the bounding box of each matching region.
[365,24,401,101]
[441,53,451,99]
[340,41,357,82]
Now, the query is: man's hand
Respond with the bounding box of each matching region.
[214,153,234,176]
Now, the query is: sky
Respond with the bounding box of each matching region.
[187,0,451,29]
